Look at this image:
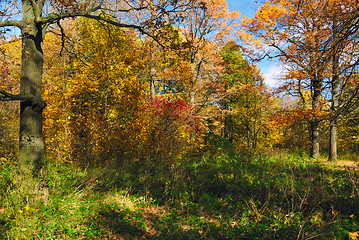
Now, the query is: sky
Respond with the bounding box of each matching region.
[226,0,282,88]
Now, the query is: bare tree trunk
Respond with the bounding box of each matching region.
[150,78,156,98]
[329,70,339,161]
[329,120,338,161]
[310,76,322,159]
[329,18,339,161]
[18,0,48,205]
[310,120,320,159]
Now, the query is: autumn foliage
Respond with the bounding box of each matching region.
[2,1,359,239]
[1,0,359,168]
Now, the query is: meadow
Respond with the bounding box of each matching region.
[0,151,358,239]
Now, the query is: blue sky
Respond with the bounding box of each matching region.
[226,0,282,87]
[226,0,258,18]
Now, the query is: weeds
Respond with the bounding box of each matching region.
[0,154,358,239]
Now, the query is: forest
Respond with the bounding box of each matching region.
[0,0,359,239]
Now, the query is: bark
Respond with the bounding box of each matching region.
[329,69,339,161]
[310,120,320,159]
[18,0,48,205]
[329,120,338,161]
[150,78,156,98]
[149,0,156,99]
[329,18,339,161]
[310,76,322,159]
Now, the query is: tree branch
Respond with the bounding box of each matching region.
[56,20,66,56]
[0,19,22,28]
[0,89,46,111]
[37,4,102,24]
[29,0,42,23]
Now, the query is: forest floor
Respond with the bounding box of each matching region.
[317,158,359,170]
[0,153,358,239]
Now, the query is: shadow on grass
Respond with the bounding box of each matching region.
[1,155,357,239]
[93,203,309,240]
[0,219,9,239]
[89,155,359,239]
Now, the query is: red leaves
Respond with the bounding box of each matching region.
[149,96,204,132]
[149,96,187,119]
[0,61,11,91]
[0,62,9,79]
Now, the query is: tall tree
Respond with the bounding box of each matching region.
[241,0,359,159]
[219,41,273,153]
[325,1,359,160]
[176,0,239,105]
[241,0,326,158]
[0,0,196,205]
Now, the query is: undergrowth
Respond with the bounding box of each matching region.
[0,153,358,239]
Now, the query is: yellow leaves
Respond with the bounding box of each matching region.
[43,18,151,164]
[240,0,297,55]
[244,0,289,30]
[17,206,32,215]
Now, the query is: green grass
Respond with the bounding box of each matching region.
[0,153,358,239]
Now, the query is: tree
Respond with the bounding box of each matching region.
[0,0,196,205]
[241,0,326,158]
[68,18,150,165]
[175,0,239,104]
[241,0,359,159]
[142,0,239,104]
[219,41,273,153]
[325,1,359,160]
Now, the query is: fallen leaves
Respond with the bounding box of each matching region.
[349,231,359,240]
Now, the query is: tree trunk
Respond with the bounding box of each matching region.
[18,0,48,205]
[310,76,322,159]
[223,115,233,143]
[329,18,339,161]
[150,78,156,98]
[329,69,339,161]
[149,42,156,98]
[329,120,338,161]
[310,120,320,159]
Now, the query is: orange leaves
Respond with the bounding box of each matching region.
[240,0,292,46]
[181,0,240,46]
[269,108,329,128]
[50,0,88,13]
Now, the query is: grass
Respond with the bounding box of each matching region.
[0,152,358,239]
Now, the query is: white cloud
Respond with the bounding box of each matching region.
[260,63,285,88]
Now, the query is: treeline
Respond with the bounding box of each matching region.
[41,18,277,165]
[241,0,359,160]
[1,1,359,166]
